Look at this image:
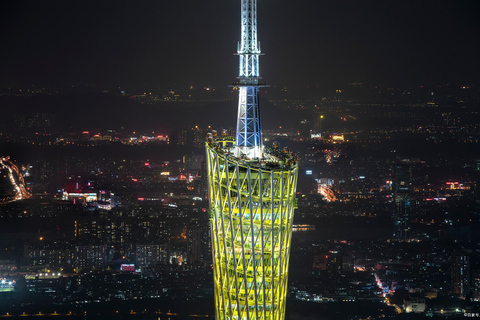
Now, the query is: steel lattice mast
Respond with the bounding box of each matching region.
[234,0,263,159]
[206,1,298,320]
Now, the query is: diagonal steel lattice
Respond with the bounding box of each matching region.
[206,143,298,320]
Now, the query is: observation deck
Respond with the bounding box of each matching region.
[206,135,298,171]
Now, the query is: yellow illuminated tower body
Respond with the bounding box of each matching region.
[206,1,298,319]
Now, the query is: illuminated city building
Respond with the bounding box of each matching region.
[452,251,472,298]
[206,1,298,319]
[74,244,107,267]
[187,219,210,268]
[392,163,412,241]
[135,244,168,268]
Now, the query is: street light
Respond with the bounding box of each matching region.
[319,115,324,136]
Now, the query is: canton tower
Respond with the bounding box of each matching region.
[206,1,298,319]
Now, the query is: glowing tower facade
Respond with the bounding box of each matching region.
[206,1,298,319]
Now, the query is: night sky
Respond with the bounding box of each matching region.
[1,0,479,87]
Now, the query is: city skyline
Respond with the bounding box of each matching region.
[2,1,480,319]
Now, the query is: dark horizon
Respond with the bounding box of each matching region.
[1,0,479,88]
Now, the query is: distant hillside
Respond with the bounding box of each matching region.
[0,93,309,132]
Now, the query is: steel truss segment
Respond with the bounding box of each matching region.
[235,86,263,158]
[207,146,298,320]
[235,0,263,158]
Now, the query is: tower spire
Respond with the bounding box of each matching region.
[234,0,263,159]
[239,0,260,77]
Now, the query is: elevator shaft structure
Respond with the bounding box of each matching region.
[207,1,298,320]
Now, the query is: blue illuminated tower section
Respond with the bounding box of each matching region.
[234,0,263,159]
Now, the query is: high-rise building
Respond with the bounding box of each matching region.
[187,219,210,268]
[452,251,472,298]
[474,270,480,301]
[206,1,298,319]
[392,163,412,241]
[135,244,168,268]
[74,244,107,268]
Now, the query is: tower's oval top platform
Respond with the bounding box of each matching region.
[206,135,298,171]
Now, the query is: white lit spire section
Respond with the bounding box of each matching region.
[238,0,260,78]
[234,0,263,159]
